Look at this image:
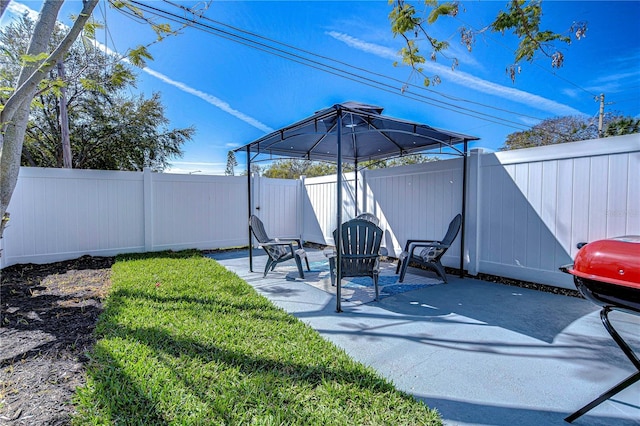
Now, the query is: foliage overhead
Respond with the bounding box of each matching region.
[0,14,193,171]
[388,0,587,85]
[0,0,201,239]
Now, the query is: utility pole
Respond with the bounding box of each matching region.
[597,93,605,138]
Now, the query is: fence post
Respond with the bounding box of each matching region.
[466,148,484,276]
[143,167,154,252]
[298,176,305,243]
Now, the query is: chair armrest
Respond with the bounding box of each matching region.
[273,237,303,248]
[259,241,296,250]
[323,248,337,259]
[407,241,448,257]
[379,247,388,257]
[403,239,440,252]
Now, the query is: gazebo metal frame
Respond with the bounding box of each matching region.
[235,102,479,312]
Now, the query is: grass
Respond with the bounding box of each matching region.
[73,250,441,425]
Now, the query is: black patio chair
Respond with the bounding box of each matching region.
[396,214,462,283]
[249,215,310,278]
[328,218,384,301]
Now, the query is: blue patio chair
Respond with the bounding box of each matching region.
[249,215,310,278]
[396,214,462,283]
[329,218,384,301]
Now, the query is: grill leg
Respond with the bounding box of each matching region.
[565,307,640,423]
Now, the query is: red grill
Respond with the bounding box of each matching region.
[564,236,640,314]
[561,236,640,423]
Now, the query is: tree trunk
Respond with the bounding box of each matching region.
[57,60,73,168]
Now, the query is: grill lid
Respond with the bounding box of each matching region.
[565,236,640,289]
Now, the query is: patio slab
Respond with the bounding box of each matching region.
[206,249,640,426]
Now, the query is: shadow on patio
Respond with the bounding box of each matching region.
[207,248,640,426]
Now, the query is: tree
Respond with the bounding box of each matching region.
[241,163,262,176]
[262,159,335,179]
[0,0,182,239]
[604,117,640,137]
[500,114,639,150]
[261,154,437,179]
[225,151,238,176]
[1,0,100,239]
[389,0,587,85]
[0,14,192,171]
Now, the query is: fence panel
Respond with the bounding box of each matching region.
[364,159,463,265]
[302,173,356,245]
[254,176,302,240]
[3,135,638,293]
[151,173,247,251]
[476,135,640,288]
[2,168,145,267]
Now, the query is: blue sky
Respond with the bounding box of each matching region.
[4,1,640,174]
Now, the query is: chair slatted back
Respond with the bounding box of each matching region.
[250,215,287,260]
[249,215,269,244]
[333,219,383,277]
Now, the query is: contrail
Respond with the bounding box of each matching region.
[5,2,273,134]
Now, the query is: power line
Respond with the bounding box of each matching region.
[125,0,533,132]
[160,0,547,124]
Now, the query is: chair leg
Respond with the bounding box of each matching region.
[431,261,448,283]
[294,254,305,279]
[399,257,410,283]
[263,259,273,278]
[395,259,402,274]
[329,257,336,286]
[373,272,379,301]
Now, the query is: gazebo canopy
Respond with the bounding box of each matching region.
[235,101,479,312]
[235,102,478,163]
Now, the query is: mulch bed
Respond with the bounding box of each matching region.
[0,256,114,426]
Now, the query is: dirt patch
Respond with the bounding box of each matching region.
[0,256,114,425]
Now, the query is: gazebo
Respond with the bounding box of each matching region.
[235,102,479,311]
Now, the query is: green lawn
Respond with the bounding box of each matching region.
[73,250,441,425]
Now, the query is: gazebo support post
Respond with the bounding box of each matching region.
[336,109,343,312]
[247,145,253,272]
[460,139,468,278]
[354,159,358,217]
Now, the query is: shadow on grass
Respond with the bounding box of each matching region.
[77,251,436,423]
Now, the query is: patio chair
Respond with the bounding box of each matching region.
[328,218,384,301]
[249,215,310,278]
[396,214,462,283]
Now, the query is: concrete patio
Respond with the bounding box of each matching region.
[207,248,640,426]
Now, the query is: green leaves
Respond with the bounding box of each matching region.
[490,0,577,80]
[389,0,587,85]
[127,45,153,68]
[19,52,49,67]
[389,2,420,36]
[427,2,458,24]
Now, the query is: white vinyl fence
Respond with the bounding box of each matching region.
[1,168,248,267]
[2,134,639,290]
